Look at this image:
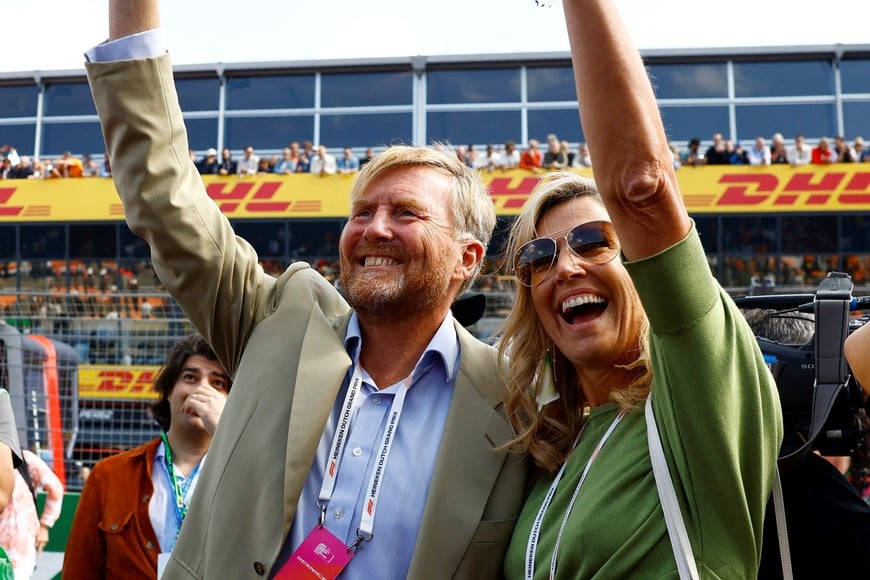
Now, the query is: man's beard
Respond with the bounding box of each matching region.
[340,245,455,324]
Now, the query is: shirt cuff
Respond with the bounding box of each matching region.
[84,29,167,63]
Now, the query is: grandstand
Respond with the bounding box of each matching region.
[2,43,870,492]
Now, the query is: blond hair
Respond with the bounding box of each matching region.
[349,144,496,294]
[496,171,652,473]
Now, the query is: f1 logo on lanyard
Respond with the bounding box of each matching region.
[275,364,411,580]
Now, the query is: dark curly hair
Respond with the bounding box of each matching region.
[150,334,229,431]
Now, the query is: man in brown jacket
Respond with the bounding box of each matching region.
[63,334,231,579]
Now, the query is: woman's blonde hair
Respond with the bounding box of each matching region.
[496,171,652,473]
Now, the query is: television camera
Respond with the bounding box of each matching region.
[734,272,870,461]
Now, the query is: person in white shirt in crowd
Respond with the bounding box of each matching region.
[498,140,521,169]
[309,145,337,176]
[787,134,812,166]
[236,145,259,176]
[747,136,772,166]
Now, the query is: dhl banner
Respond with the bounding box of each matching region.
[3,165,870,223]
[79,364,160,400]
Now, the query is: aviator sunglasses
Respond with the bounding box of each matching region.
[513,220,620,287]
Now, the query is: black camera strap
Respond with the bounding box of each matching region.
[778,272,852,469]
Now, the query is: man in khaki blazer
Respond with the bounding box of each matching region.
[84,2,526,578]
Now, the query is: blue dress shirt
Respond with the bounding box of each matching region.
[277,312,458,578]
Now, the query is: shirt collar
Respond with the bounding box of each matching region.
[344,311,459,382]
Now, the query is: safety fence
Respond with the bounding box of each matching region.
[0,288,514,492]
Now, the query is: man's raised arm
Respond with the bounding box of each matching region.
[108,0,160,41]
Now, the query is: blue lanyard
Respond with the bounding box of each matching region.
[160,433,203,546]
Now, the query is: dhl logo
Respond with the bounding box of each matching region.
[78,365,160,400]
[486,171,870,213]
[0,187,50,218]
[705,172,870,208]
[3,169,870,221]
[205,182,322,215]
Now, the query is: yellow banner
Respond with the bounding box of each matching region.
[3,165,870,222]
[78,364,160,400]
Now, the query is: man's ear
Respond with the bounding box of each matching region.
[455,239,485,282]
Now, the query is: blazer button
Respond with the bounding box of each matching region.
[145,541,155,551]
[110,523,119,531]
[142,494,151,503]
[253,562,266,576]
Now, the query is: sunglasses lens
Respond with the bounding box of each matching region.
[514,238,557,286]
[566,221,620,264]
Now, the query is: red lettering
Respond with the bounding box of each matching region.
[0,188,23,217]
[246,182,290,212]
[806,195,831,205]
[206,182,291,213]
[774,195,799,205]
[716,174,779,206]
[206,182,254,201]
[839,173,870,204]
[129,371,155,393]
[783,172,845,193]
[488,177,542,197]
[96,371,134,391]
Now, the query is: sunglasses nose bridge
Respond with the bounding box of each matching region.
[551,235,590,279]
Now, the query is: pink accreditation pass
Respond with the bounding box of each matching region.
[273,525,354,580]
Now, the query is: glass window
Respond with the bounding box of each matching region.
[781,215,836,254]
[658,106,729,142]
[722,216,778,254]
[427,68,521,104]
[321,113,412,149]
[526,66,577,102]
[285,220,344,259]
[426,111,520,146]
[840,59,870,94]
[0,85,38,118]
[120,226,150,259]
[41,122,107,157]
[226,75,315,110]
[176,77,221,111]
[843,255,870,286]
[781,254,840,287]
[647,63,728,99]
[0,225,15,259]
[735,103,836,142]
[43,82,98,116]
[70,225,117,259]
[527,109,584,143]
[20,224,65,259]
[734,60,833,97]
[842,102,870,141]
[231,221,287,259]
[694,216,719,253]
[321,71,412,107]
[841,215,870,252]
[224,116,314,150]
[0,124,36,155]
[183,117,220,152]
[118,258,160,289]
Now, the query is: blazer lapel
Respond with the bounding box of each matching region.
[407,324,514,578]
[282,308,352,533]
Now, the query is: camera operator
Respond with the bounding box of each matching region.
[845,320,870,501]
[742,309,870,579]
[845,320,870,394]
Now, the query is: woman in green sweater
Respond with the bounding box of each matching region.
[496,1,783,578]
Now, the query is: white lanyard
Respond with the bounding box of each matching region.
[317,363,411,544]
[525,410,625,580]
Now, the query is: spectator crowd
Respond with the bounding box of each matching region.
[4,131,870,182]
